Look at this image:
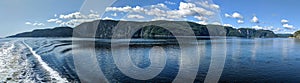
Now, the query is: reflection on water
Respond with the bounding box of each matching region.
[71,38,300,82]
[221,38,300,82]
[1,38,300,82]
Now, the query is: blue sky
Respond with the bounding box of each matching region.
[0,0,299,37]
[215,0,300,33]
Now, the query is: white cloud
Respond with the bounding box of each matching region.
[179,2,196,10]
[211,22,221,25]
[59,12,100,19]
[272,28,282,32]
[106,6,146,13]
[146,8,167,17]
[151,3,168,9]
[280,19,294,29]
[223,24,233,27]
[59,22,71,27]
[47,19,59,22]
[283,24,294,29]
[25,22,32,25]
[197,21,207,25]
[224,13,231,18]
[59,12,82,19]
[180,3,214,15]
[106,2,217,22]
[210,4,220,10]
[87,13,100,19]
[225,12,244,24]
[55,20,62,24]
[195,1,220,10]
[281,19,289,24]
[194,16,207,21]
[232,12,243,19]
[251,16,259,23]
[49,11,102,27]
[33,23,45,26]
[165,2,214,18]
[111,13,117,17]
[237,20,244,24]
[59,18,100,27]
[252,25,263,30]
[127,14,145,19]
[47,17,64,24]
[164,1,176,5]
[25,21,45,26]
[102,17,113,20]
[47,2,220,27]
[151,17,174,21]
[191,7,214,16]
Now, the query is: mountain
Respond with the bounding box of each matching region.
[293,30,300,39]
[73,20,277,38]
[276,34,293,38]
[227,28,276,38]
[8,27,73,38]
[8,20,278,38]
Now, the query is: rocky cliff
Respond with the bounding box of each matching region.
[73,20,277,38]
[8,20,277,38]
[293,30,300,39]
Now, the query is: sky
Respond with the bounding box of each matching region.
[0,0,299,37]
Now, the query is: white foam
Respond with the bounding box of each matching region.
[22,41,68,83]
[0,41,33,82]
[0,41,16,82]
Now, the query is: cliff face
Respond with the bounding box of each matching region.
[73,20,277,38]
[8,20,277,38]
[236,28,277,38]
[293,31,300,39]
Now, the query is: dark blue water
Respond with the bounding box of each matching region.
[1,38,300,82]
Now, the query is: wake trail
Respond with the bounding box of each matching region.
[22,40,69,83]
[0,42,15,81]
[0,41,33,82]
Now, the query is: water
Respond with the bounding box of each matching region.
[0,38,300,82]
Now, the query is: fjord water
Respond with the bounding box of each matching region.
[1,38,300,82]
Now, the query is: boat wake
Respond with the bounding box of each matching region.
[23,41,68,82]
[0,40,69,82]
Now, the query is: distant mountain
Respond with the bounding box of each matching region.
[8,27,73,38]
[276,34,293,38]
[8,20,279,38]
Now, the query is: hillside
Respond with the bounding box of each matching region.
[73,20,277,38]
[8,20,278,38]
[8,27,73,38]
[294,30,300,39]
